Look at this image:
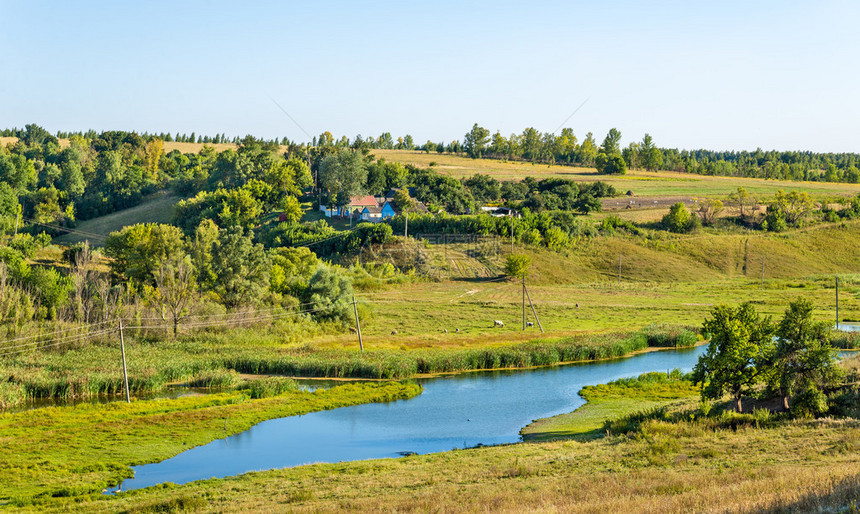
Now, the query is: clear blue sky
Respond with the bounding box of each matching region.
[2,1,859,152]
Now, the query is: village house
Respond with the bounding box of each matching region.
[320,190,426,222]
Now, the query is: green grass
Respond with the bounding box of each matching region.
[0,381,420,502]
[521,370,700,441]
[33,391,860,513]
[53,191,179,246]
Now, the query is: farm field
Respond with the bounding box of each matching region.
[373,149,860,199]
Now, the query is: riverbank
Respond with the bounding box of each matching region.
[520,370,700,441]
[0,381,420,503]
[31,405,860,512]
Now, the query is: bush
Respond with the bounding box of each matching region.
[662,202,699,233]
[791,386,829,418]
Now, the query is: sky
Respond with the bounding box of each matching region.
[1,0,859,153]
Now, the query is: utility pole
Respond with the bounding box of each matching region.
[352,296,364,352]
[118,319,130,403]
[510,214,514,254]
[522,274,526,330]
[836,276,840,330]
[524,283,544,333]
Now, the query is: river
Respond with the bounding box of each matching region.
[112,346,706,492]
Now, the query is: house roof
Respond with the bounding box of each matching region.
[362,205,383,214]
[348,195,379,207]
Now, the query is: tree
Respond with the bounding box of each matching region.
[595,128,626,175]
[302,266,353,325]
[640,134,663,171]
[622,142,640,170]
[696,198,724,226]
[504,254,531,278]
[318,149,367,208]
[104,223,186,284]
[765,298,841,414]
[149,254,197,336]
[210,226,271,309]
[463,123,490,158]
[391,189,416,213]
[728,187,759,225]
[692,303,775,412]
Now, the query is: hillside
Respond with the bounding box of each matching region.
[53,190,179,246]
[372,149,860,199]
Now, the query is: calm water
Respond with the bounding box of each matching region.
[112,346,705,492]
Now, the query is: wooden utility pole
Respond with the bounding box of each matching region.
[352,296,364,352]
[524,284,544,333]
[836,276,840,330]
[118,319,130,403]
[522,274,526,330]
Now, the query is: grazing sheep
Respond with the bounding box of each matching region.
[391,329,398,335]
[443,329,448,333]
[455,328,460,333]
[493,320,505,328]
[527,322,534,327]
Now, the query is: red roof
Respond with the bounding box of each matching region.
[347,195,379,207]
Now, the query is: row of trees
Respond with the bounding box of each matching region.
[692,299,840,417]
[458,123,860,183]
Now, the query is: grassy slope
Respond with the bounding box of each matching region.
[354,222,860,340]
[53,191,178,246]
[0,381,419,501]
[374,148,860,198]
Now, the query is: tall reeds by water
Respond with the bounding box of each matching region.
[0,326,695,407]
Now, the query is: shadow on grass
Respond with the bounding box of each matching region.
[451,275,507,283]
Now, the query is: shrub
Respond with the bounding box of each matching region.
[662,202,698,233]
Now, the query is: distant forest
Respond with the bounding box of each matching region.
[3,123,859,184]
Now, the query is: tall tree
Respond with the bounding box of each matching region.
[149,254,197,336]
[640,134,663,171]
[692,303,775,412]
[463,123,490,158]
[210,226,271,309]
[765,298,840,414]
[318,149,368,208]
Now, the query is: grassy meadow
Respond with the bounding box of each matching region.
[0,381,420,502]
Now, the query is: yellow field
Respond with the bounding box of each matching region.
[373,149,860,199]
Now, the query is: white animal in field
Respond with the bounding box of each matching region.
[527,322,534,327]
[493,320,504,327]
